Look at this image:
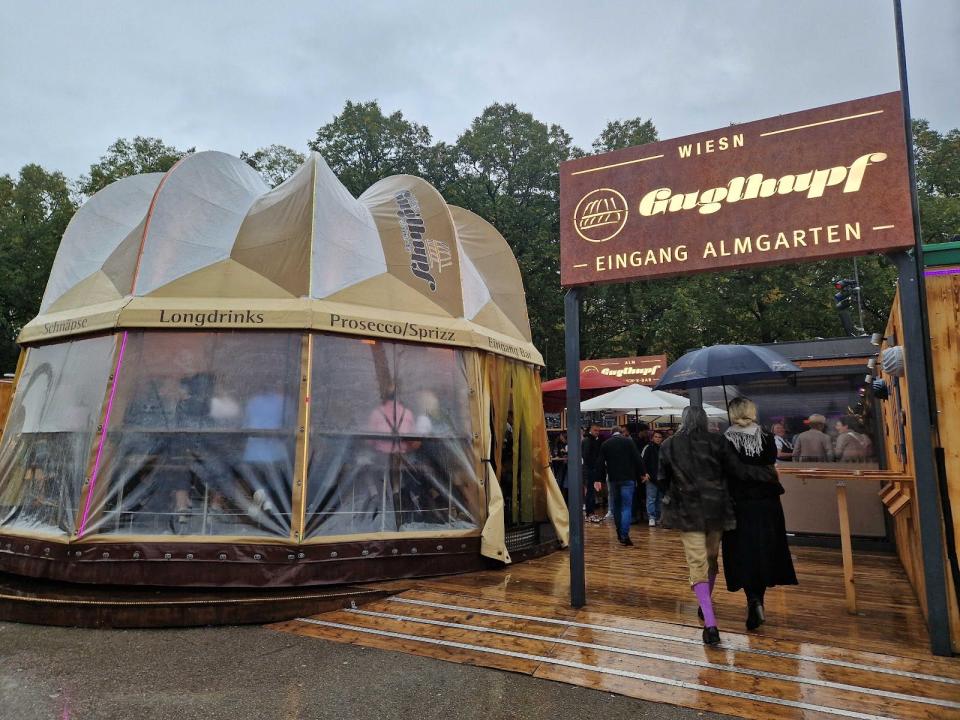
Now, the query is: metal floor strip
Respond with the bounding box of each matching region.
[294,616,900,720]
[390,595,960,685]
[348,607,960,709]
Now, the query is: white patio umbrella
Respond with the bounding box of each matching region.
[580,383,726,419]
[649,389,728,420]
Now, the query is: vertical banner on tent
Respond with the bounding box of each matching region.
[360,176,465,318]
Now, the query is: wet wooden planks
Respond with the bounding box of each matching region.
[274,589,960,719]
[386,523,936,660]
[271,523,960,719]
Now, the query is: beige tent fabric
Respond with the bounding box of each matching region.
[520,368,569,545]
[478,355,510,563]
[231,158,315,297]
[132,152,268,296]
[40,174,161,313]
[471,302,529,347]
[481,353,569,549]
[449,206,533,343]
[46,271,123,314]
[19,151,541,364]
[324,271,453,318]
[310,154,387,297]
[147,259,297,299]
[18,299,128,343]
[102,219,148,295]
[359,175,465,320]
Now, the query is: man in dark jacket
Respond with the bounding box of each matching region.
[628,423,649,522]
[599,426,646,545]
[641,430,664,526]
[581,426,602,519]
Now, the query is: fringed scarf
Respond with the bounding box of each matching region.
[724,422,764,457]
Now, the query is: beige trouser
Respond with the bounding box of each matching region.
[679,530,723,586]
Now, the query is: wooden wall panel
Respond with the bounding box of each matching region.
[926,271,960,652]
[879,279,960,651]
[0,380,11,433]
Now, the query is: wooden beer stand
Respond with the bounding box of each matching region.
[787,468,914,614]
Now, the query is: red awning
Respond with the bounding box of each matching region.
[541,373,628,412]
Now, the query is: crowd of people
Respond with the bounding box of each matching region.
[552,400,874,646]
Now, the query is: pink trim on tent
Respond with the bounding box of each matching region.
[129,156,188,293]
[77,331,129,537]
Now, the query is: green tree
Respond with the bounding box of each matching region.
[240,144,306,188]
[0,165,77,371]
[445,103,577,376]
[914,119,960,244]
[591,118,658,154]
[78,136,192,197]
[308,101,433,196]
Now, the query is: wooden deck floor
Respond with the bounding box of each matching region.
[272,522,960,719]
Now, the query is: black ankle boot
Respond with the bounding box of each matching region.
[746,600,765,630]
[702,626,721,645]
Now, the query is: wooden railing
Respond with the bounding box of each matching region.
[788,468,914,614]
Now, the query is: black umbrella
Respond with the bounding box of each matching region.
[654,344,801,416]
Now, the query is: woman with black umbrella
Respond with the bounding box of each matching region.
[722,397,798,630]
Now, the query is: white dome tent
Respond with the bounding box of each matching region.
[0,151,568,587]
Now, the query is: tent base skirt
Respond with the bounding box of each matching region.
[0,534,490,588]
[0,570,395,628]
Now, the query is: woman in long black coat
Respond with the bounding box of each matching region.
[722,397,798,630]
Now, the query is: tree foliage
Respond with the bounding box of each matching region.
[0,108,956,376]
[591,118,658,154]
[913,119,960,244]
[240,144,305,188]
[78,136,192,197]
[308,101,433,196]
[0,165,76,369]
[443,103,576,372]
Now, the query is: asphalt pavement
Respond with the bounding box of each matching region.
[0,621,732,720]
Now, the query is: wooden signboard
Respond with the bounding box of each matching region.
[560,92,914,287]
[580,355,666,386]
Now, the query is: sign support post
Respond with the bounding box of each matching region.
[891,0,952,656]
[892,253,951,655]
[564,288,586,608]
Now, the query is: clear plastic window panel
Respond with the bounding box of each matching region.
[0,336,116,534]
[85,331,302,537]
[712,374,880,467]
[305,336,482,538]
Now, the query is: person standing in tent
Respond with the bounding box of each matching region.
[792,413,833,462]
[641,430,664,526]
[598,426,646,546]
[655,406,742,646]
[722,398,798,631]
[834,415,873,462]
[581,425,602,520]
[629,423,650,523]
[365,385,417,531]
[771,422,794,462]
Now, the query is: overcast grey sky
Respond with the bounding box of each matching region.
[1,1,957,181]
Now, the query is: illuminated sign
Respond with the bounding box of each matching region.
[580,355,667,386]
[560,92,914,286]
